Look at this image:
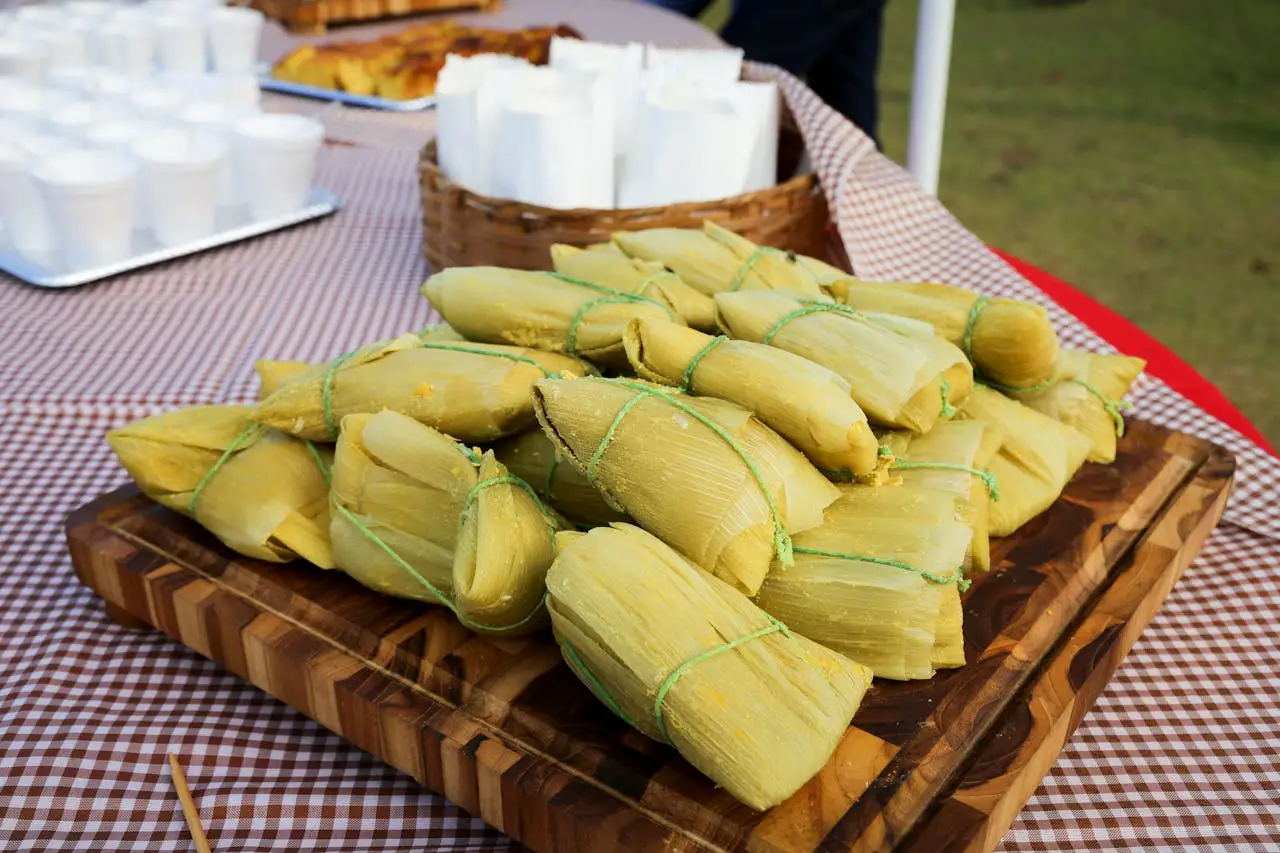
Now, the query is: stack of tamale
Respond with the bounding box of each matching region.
[104,218,1152,813]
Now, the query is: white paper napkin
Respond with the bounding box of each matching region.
[435,53,532,196]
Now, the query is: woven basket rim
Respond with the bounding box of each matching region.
[419,138,819,219]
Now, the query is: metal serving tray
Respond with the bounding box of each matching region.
[258,76,436,111]
[0,188,342,289]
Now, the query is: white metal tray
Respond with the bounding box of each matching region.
[258,76,436,111]
[0,188,342,289]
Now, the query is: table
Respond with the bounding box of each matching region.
[1,5,1277,851]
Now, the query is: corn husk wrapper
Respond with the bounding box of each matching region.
[548,523,872,810]
[794,253,852,287]
[611,222,829,301]
[107,405,333,567]
[255,359,313,399]
[422,266,684,367]
[878,420,1002,571]
[755,486,968,680]
[419,322,466,342]
[330,411,555,634]
[828,279,1060,391]
[1020,350,1145,464]
[958,386,1092,536]
[532,377,840,595]
[623,317,879,476]
[715,291,973,433]
[550,243,717,332]
[255,333,590,443]
[491,429,628,527]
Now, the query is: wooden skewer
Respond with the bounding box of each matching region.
[167,754,213,853]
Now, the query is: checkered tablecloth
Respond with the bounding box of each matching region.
[2,41,1278,853]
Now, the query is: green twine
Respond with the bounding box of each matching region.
[728,246,787,292]
[940,380,956,418]
[545,271,674,358]
[329,447,557,634]
[889,459,1001,501]
[680,335,727,391]
[762,301,863,346]
[962,295,988,365]
[579,376,794,566]
[636,270,680,295]
[303,439,333,486]
[652,615,790,743]
[1074,378,1132,436]
[792,545,971,590]
[416,339,557,377]
[321,350,357,439]
[188,424,262,516]
[562,640,636,727]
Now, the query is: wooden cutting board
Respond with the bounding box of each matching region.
[66,419,1234,853]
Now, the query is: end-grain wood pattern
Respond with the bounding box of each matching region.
[249,0,499,34]
[66,418,1233,853]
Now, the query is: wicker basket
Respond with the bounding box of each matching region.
[419,129,835,274]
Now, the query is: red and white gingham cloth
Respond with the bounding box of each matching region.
[1,68,1277,853]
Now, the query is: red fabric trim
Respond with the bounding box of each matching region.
[993,249,1276,456]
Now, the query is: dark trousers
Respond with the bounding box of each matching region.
[644,0,889,146]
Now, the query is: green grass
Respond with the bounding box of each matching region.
[704,0,1280,445]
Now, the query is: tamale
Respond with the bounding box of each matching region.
[877,419,1002,571]
[755,486,969,680]
[107,405,333,567]
[254,333,589,443]
[550,243,717,331]
[828,279,1060,392]
[715,291,973,433]
[491,430,628,527]
[330,411,556,633]
[611,221,829,301]
[422,266,683,367]
[623,317,879,476]
[255,359,312,399]
[1020,349,1145,463]
[548,523,873,810]
[532,376,839,595]
[957,386,1092,536]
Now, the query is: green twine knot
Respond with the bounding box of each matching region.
[1073,378,1132,436]
[940,380,956,417]
[545,272,675,357]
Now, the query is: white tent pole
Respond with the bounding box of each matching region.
[905,0,956,197]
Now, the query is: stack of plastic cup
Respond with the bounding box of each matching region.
[233,114,325,221]
[207,7,265,75]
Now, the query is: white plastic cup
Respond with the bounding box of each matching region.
[46,101,95,140]
[153,17,208,76]
[133,128,225,246]
[32,148,137,269]
[206,7,263,75]
[101,21,154,78]
[66,1,121,21]
[47,67,98,96]
[0,38,45,81]
[15,6,66,29]
[130,85,186,122]
[0,79,49,125]
[233,113,323,220]
[0,134,79,260]
[85,118,158,231]
[181,101,241,205]
[36,30,91,72]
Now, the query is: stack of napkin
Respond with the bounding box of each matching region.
[435,39,780,210]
